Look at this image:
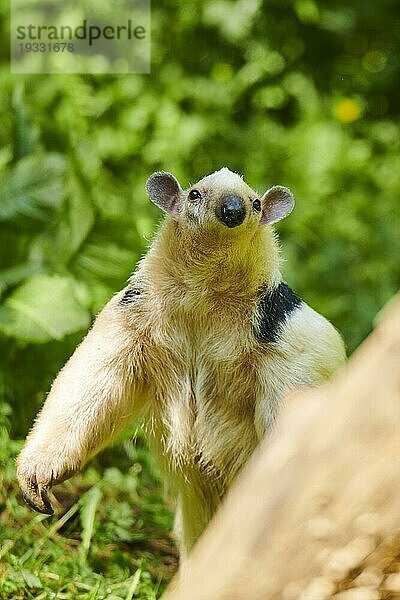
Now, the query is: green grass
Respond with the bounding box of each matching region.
[0,405,177,600]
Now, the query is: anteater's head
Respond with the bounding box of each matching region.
[146,168,294,236]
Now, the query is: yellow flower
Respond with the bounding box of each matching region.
[333,99,362,123]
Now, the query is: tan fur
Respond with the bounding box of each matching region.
[17,168,346,558]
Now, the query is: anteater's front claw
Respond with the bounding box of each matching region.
[21,488,54,515]
[16,455,57,515]
[17,466,54,514]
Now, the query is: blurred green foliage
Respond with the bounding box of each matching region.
[0,0,399,595]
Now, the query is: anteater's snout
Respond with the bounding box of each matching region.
[216,195,246,228]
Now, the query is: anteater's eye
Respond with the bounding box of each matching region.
[189,189,202,200]
[253,198,261,212]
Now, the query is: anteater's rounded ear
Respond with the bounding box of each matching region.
[146,172,184,218]
[260,185,295,226]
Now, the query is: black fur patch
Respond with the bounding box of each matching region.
[254,281,301,344]
[119,286,141,306]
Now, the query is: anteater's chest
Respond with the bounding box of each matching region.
[145,313,261,482]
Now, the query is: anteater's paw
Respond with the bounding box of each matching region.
[16,450,76,515]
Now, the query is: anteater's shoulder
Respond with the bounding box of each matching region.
[253,281,302,344]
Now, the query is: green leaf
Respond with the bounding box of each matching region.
[70,217,139,288]
[41,175,96,267]
[0,153,66,222]
[79,486,102,562]
[67,183,96,256]
[20,569,42,589]
[0,263,42,295]
[125,569,142,600]
[0,274,90,343]
[74,242,134,283]
[12,82,40,160]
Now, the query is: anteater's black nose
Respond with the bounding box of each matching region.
[216,195,246,228]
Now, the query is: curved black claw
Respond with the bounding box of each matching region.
[21,489,54,515]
